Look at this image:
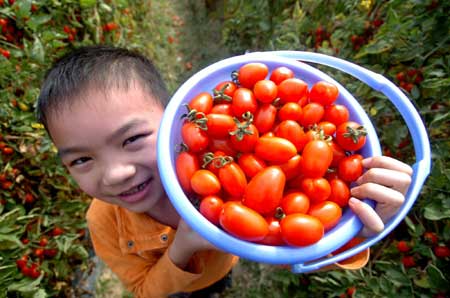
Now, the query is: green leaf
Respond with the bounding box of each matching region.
[427,264,449,290]
[424,200,450,220]
[33,289,47,298]
[413,274,430,288]
[26,15,52,31]
[0,234,23,250]
[79,0,97,9]
[421,78,450,89]
[31,36,45,64]
[7,274,43,292]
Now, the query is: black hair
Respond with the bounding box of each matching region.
[36,45,169,129]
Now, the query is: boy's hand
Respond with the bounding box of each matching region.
[348,156,413,237]
[169,219,219,269]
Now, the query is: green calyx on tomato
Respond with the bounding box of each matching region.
[229,112,254,141]
[181,104,208,130]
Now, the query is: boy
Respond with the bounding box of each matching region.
[36,46,412,298]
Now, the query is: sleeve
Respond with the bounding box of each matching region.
[86,203,235,298]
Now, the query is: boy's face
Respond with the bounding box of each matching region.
[47,82,166,213]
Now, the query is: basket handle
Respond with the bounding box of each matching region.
[258,51,432,273]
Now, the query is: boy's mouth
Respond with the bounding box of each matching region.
[119,177,153,199]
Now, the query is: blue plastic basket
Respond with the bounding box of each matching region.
[157,51,431,273]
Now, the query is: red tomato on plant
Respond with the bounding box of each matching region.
[277,78,308,104]
[206,113,236,139]
[309,81,339,106]
[338,154,364,182]
[280,213,324,246]
[324,104,349,126]
[335,121,367,151]
[300,177,331,203]
[238,153,267,178]
[434,245,450,258]
[254,136,297,163]
[308,201,342,231]
[253,103,277,134]
[269,66,295,85]
[237,62,269,88]
[396,240,411,252]
[200,195,224,226]
[253,79,278,103]
[218,161,247,198]
[181,122,209,153]
[328,178,350,207]
[189,92,213,114]
[231,88,258,118]
[280,191,310,215]
[259,217,285,246]
[220,201,269,241]
[176,151,200,193]
[243,166,286,215]
[190,169,221,196]
[300,140,333,178]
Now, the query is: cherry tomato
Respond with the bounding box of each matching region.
[202,151,226,175]
[309,81,339,106]
[200,195,224,226]
[308,201,342,231]
[206,113,236,139]
[335,121,367,151]
[210,103,233,115]
[181,122,209,153]
[230,123,259,153]
[259,217,285,246]
[276,154,302,180]
[176,151,200,193]
[238,153,267,178]
[338,154,364,182]
[253,103,277,134]
[275,120,307,152]
[300,102,325,128]
[280,213,324,246]
[208,138,238,157]
[190,169,221,196]
[269,66,295,85]
[220,201,269,241]
[330,141,346,167]
[213,81,237,101]
[278,102,303,122]
[218,161,247,198]
[237,62,269,88]
[324,104,349,126]
[300,177,331,203]
[280,191,310,215]
[300,140,333,178]
[254,136,297,163]
[243,166,286,215]
[277,78,308,104]
[318,121,336,136]
[253,79,278,103]
[328,178,350,207]
[189,92,213,114]
[231,88,258,118]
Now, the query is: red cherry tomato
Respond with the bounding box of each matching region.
[213,81,237,101]
[276,154,302,180]
[175,151,200,193]
[338,154,364,182]
[190,169,221,196]
[324,104,349,126]
[309,81,339,106]
[218,161,247,198]
[318,121,336,136]
[253,79,278,103]
[308,201,342,231]
[277,78,308,104]
[208,138,238,157]
[280,191,310,215]
[243,166,286,215]
[300,177,331,203]
[275,120,307,152]
[328,178,351,207]
[231,88,258,118]
[330,141,346,167]
[238,153,267,178]
[280,213,324,246]
[181,122,209,153]
[253,103,277,134]
[200,195,224,225]
[300,102,325,127]
[269,66,295,85]
[259,217,285,246]
[220,201,269,241]
[230,123,259,153]
[188,92,213,114]
[206,113,236,139]
[300,140,333,178]
[254,136,297,163]
[335,121,367,151]
[237,62,269,88]
[278,102,303,122]
[211,103,233,115]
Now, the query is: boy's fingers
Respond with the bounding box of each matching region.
[356,168,412,195]
[363,156,413,176]
[351,182,405,207]
[349,197,384,236]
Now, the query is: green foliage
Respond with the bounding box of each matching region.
[219,0,450,297]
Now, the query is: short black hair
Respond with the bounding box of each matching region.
[36,45,169,129]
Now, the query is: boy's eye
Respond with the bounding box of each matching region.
[70,157,92,167]
[123,133,149,146]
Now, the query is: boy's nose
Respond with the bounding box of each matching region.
[102,164,136,186]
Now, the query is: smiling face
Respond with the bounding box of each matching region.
[47,82,166,213]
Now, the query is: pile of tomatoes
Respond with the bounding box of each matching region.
[175,62,368,247]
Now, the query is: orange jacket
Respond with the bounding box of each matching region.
[86,199,368,298]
